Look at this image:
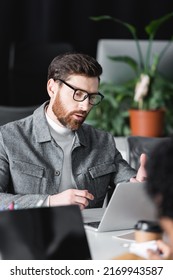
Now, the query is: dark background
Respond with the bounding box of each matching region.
[1,0,173,106]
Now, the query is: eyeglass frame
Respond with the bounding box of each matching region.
[56,78,104,106]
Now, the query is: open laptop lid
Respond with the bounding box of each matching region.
[0,205,91,260]
[83,182,158,232]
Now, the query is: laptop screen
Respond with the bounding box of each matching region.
[0,205,91,260]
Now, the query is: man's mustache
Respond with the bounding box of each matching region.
[69,110,88,118]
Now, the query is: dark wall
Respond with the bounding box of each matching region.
[1,0,173,105]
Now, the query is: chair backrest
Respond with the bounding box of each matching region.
[127,136,171,169]
[114,137,128,162]
[0,105,38,125]
[8,42,74,106]
[97,39,173,84]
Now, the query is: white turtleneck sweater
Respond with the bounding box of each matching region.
[45,113,77,193]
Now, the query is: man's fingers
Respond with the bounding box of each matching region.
[49,189,94,209]
[140,153,147,167]
[75,189,94,201]
[71,189,94,209]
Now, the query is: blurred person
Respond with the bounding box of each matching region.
[114,138,173,260]
[145,138,173,259]
[0,52,147,210]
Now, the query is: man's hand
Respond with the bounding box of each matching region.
[49,189,94,210]
[130,153,147,182]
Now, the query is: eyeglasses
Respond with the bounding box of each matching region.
[57,79,104,106]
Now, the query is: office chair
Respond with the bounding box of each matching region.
[127,136,171,169]
[8,42,74,106]
[0,105,38,125]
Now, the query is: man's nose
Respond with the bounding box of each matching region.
[78,97,91,110]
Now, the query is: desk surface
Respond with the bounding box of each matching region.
[85,228,135,260]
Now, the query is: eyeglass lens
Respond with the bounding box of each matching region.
[74,90,102,105]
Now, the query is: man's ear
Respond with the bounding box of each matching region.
[47,79,57,98]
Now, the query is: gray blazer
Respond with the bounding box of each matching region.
[0,102,136,209]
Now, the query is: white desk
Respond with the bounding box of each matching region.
[85,228,135,260]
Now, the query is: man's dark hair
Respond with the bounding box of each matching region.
[146,138,173,218]
[47,52,102,81]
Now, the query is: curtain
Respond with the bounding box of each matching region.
[0,0,173,105]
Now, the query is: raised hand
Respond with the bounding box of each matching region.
[130,153,147,182]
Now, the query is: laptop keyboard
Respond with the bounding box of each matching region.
[85,221,100,228]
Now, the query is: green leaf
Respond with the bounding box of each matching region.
[90,15,112,21]
[90,15,137,37]
[145,12,173,38]
[108,55,139,74]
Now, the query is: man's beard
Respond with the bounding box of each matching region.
[52,96,89,130]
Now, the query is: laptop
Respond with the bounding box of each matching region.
[82,182,157,232]
[0,205,91,260]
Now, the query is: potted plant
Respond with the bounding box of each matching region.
[90,13,173,137]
